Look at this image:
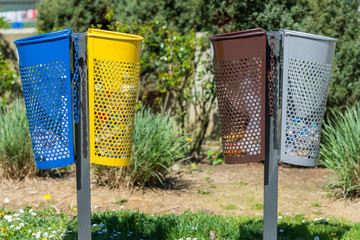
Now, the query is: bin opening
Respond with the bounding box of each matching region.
[14,28,72,45]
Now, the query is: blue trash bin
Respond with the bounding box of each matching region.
[14,28,75,169]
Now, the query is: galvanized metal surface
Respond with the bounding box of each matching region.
[72,32,92,240]
[263,31,281,240]
[280,29,337,167]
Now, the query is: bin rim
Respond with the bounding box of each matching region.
[209,28,266,41]
[280,29,337,42]
[14,28,72,45]
[87,28,144,41]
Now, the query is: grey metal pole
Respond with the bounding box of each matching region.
[72,33,92,240]
[263,31,281,240]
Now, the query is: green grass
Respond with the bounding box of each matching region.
[312,210,323,215]
[112,199,128,205]
[0,207,359,239]
[222,204,237,210]
[321,102,360,198]
[311,202,322,208]
[0,99,35,179]
[204,177,212,182]
[236,181,248,186]
[251,203,264,210]
[197,190,211,195]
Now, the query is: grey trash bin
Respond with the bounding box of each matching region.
[279,29,337,167]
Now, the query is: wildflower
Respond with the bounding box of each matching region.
[0,212,4,217]
[10,225,14,228]
[42,239,48,240]
[1,228,7,233]
[44,194,52,200]
[13,213,20,217]
[187,138,193,142]
[135,218,139,222]
[72,207,77,212]
[278,216,283,219]
[279,229,284,233]
[4,198,9,203]
[103,229,108,233]
[29,209,33,213]
[99,223,105,228]
[330,233,336,236]
[19,209,24,213]
[314,237,319,240]
[16,226,21,230]
[31,212,37,216]
[19,223,25,227]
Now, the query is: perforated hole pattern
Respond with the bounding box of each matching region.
[20,61,72,163]
[93,59,140,160]
[213,57,265,161]
[284,58,332,159]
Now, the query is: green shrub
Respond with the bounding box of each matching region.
[0,58,19,106]
[93,108,190,188]
[320,102,360,198]
[36,0,111,32]
[0,99,35,179]
[0,15,20,106]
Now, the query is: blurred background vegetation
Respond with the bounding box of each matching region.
[0,0,359,196]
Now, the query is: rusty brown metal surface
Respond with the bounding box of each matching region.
[210,28,267,164]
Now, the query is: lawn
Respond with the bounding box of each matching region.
[0,207,359,240]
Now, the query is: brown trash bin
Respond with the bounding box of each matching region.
[209,28,267,164]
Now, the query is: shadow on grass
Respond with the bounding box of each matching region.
[238,218,351,240]
[276,221,351,240]
[62,212,355,240]
[63,211,177,240]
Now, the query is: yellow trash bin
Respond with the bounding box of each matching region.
[87,28,144,166]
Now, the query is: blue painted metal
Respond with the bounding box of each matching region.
[14,28,75,169]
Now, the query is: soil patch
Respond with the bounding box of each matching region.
[0,162,359,222]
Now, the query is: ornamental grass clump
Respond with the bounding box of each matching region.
[0,99,35,179]
[93,108,189,188]
[321,102,360,198]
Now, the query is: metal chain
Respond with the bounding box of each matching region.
[267,34,275,116]
[72,36,80,124]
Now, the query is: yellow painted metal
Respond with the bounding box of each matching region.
[87,28,143,166]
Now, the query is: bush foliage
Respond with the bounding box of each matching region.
[0,15,20,106]
[93,108,189,188]
[321,102,360,198]
[37,0,360,115]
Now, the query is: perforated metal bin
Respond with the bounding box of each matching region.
[209,28,267,164]
[280,29,337,167]
[87,29,143,167]
[14,29,75,169]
